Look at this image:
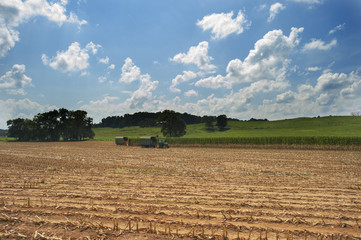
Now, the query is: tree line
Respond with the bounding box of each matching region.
[7,108,94,141]
[94,110,229,138]
[149,111,227,137]
[94,111,237,128]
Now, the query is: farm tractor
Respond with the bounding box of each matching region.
[157,139,169,148]
[140,137,169,148]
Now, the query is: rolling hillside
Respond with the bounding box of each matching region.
[93,116,361,141]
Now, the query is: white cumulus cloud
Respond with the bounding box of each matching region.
[129,74,158,109]
[67,12,87,27]
[192,28,304,89]
[0,25,19,57]
[226,27,303,84]
[119,57,141,83]
[276,90,295,103]
[197,10,250,40]
[42,41,99,73]
[268,3,286,22]
[99,56,109,64]
[184,89,198,97]
[315,71,353,92]
[170,71,197,93]
[341,74,361,99]
[195,75,231,89]
[117,57,159,109]
[307,66,321,71]
[170,41,216,71]
[303,39,337,51]
[86,42,101,55]
[0,64,32,94]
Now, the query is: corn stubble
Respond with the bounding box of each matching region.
[0,141,360,239]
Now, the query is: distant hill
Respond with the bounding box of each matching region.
[92,116,361,141]
[0,129,7,137]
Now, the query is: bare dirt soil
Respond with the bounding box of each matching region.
[0,142,360,239]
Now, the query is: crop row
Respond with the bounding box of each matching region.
[125,136,361,146]
[0,201,357,239]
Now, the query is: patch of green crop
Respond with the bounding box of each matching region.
[166,136,361,145]
[92,116,361,146]
[93,127,162,140]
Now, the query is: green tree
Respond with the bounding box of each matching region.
[7,118,37,141]
[203,116,214,129]
[157,110,186,137]
[6,108,94,142]
[68,110,94,140]
[84,116,95,140]
[7,118,24,140]
[33,109,60,141]
[59,108,70,141]
[139,118,157,128]
[216,114,227,130]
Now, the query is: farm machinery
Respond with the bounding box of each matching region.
[140,137,169,148]
[115,136,169,148]
[115,136,129,146]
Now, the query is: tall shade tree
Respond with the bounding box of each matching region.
[157,110,186,137]
[203,116,215,129]
[7,118,36,141]
[33,109,60,141]
[216,114,228,130]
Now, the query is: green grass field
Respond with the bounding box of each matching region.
[3,116,360,145]
[93,116,361,141]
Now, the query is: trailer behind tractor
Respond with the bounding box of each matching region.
[140,137,168,148]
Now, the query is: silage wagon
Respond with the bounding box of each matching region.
[115,136,129,146]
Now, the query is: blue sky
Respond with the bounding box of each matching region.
[1,0,361,128]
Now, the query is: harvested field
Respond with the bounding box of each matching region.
[0,142,360,239]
